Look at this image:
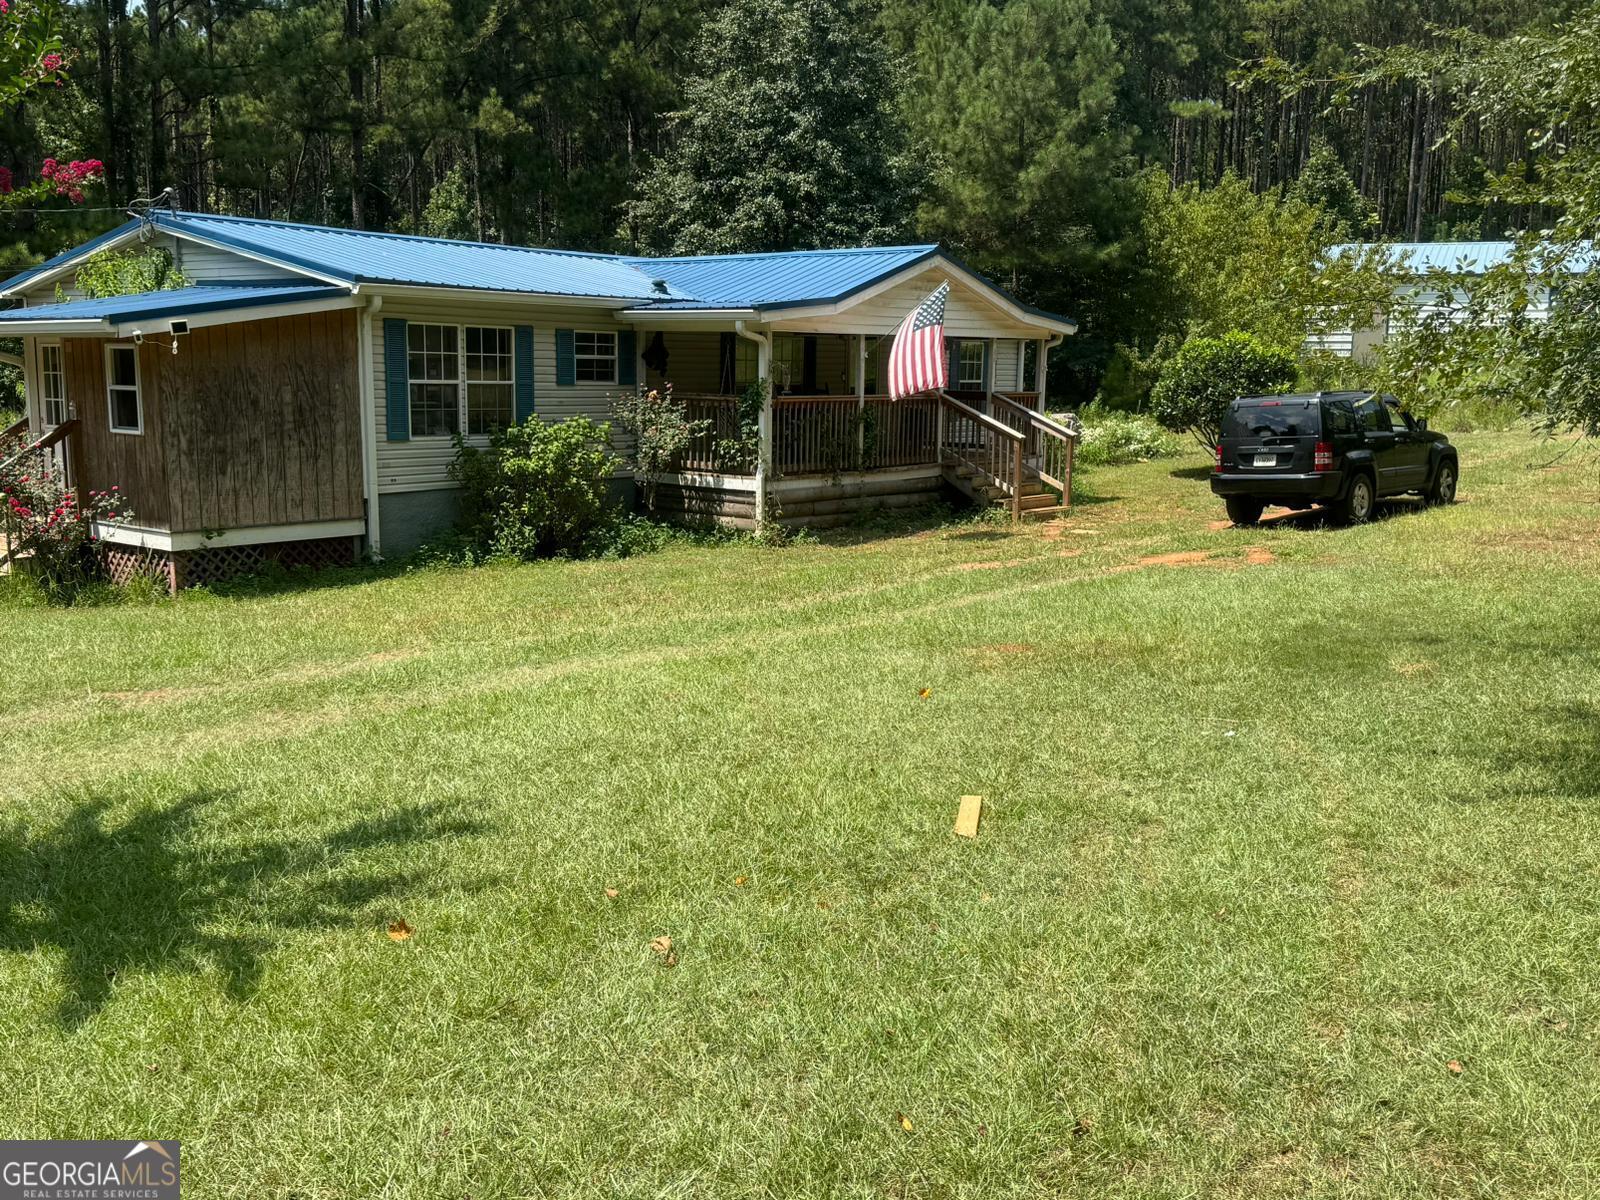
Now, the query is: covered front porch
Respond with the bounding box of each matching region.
[631,327,1079,528]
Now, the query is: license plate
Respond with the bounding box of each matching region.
[1252,454,1276,467]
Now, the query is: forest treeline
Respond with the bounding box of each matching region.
[0,0,1585,398]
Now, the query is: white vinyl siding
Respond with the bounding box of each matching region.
[373,298,630,492]
[992,339,1022,390]
[769,268,1047,339]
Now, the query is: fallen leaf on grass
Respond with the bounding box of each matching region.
[650,935,678,967]
[1072,1114,1095,1138]
[918,687,932,699]
[897,1113,914,1132]
[387,919,414,942]
[1446,1060,1464,1075]
[734,875,748,887]
[604,888,619,899]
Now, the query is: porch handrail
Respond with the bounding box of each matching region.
[991,392,1080,442]
[989,392,1075,504]
[1,417,28,443]
[0,418,77,475]
[936,389,1029,520]
[937,390,1025,444]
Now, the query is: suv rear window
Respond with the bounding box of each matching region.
[1224,401,1320,439]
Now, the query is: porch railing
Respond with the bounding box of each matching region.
[992,392,1077,500]
[1,418,82,572]
[936,390,1028,520]
[670,392,941,475]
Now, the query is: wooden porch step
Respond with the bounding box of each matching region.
[1020,503,1073,521]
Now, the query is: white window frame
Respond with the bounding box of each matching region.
[39,341,66,427]
[405,322,519,439]
[463,324,516,437]
[573,330,618,385]
[733,338,759,389]
[104,342,143,435]
[958,341,986,389]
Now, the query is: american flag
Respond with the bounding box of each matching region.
[887,282,949,401]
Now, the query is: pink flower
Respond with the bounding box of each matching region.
[39,158,54,178]
[0,1,10,14]
[40,52,62,72]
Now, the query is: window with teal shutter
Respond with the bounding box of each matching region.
[555,329,576,386]
[514,325,535,420]
[383,317,410,440]
[617,330,637,387]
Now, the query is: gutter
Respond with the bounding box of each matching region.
[733,320,773,529]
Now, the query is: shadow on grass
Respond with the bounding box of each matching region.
[1249,498,1429,531]
[1169,465,1216,481]
[0,791,485,1026]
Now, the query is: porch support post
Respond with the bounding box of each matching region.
[735,320,773,530]
[855,334,866,461]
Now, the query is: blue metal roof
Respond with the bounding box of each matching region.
[150,211,676,300]
[0,210,1076,327]
[1332,240,1596,275]
[0,218,144,295]
[623,245,938,309]
[0,281,347,326]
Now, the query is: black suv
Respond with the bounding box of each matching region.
[1210,391,1458,526]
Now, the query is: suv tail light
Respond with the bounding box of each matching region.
[1214,444,1223,473]
[1313,441,1333,472]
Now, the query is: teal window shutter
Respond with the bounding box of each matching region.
[555,329,576,386]
[514,325,535,421]
[946,338,961,388]
[982,340,991,390]
[383,317,410,441]
[617,329,637,386]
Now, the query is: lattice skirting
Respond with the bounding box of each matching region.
[101,536,358,591]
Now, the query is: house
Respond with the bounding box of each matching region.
[1305,240,1595,359]
[0,209,1078,586]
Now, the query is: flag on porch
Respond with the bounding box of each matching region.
[887,281,950,401]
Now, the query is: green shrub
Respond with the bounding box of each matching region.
[1072,406,1185,466]
[450,416,620,560]
[1149,332,1298,449]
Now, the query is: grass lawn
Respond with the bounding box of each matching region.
[3,430,1599,1198]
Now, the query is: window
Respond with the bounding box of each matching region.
[39,343,66,426]
[574,331,617,383]
[1354,396,1383,432]
[733,338,759,389]
[465,326,514,436]
[407,323,517,438]
[1323,402,1356,436]
[408,323,460,437]
[105,344,142,434]
[1384,401,1411,432]
[772,335,803,391]
[958,341,986,389]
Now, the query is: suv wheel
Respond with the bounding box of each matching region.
[1225,497,1265,527]
[1428,460,1457,506]
[1337,473,1375,525]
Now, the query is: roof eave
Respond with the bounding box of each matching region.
[0,219,147,299]
[0,317,114,335]
[365,281,655,307]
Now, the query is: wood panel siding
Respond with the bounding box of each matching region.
[62,337,172,525]
[60,309,361,534]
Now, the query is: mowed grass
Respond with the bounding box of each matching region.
[3,430,1599,1198]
